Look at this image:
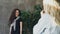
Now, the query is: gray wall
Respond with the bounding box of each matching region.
[0,0,19,34]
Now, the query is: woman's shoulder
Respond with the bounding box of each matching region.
[17,17,22,22]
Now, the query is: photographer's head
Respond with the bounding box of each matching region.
[43,0,60,25]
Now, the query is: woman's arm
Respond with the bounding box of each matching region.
[20,21,22,34]
[9,24,13,34]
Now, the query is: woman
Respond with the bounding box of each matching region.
[9,8,22,34]
[33,0,60,34]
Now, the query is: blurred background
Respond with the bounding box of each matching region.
[0,0,43,34]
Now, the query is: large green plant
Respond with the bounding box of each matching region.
[21,4,42,34]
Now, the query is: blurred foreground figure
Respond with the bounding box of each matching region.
[33,0,60,34]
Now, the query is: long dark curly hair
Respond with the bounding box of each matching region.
[9,8,21,24]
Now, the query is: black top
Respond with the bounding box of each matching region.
[11,17,22,34]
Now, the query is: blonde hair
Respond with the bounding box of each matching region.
[43,0,60,25]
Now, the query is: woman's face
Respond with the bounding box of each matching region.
[15,10,19,17]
